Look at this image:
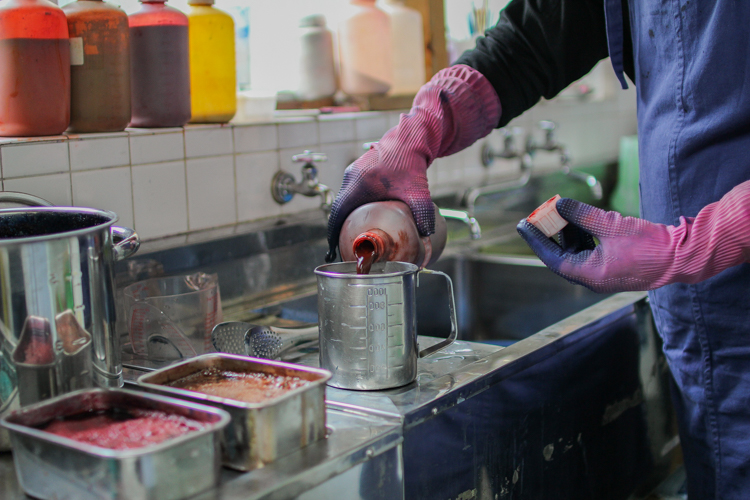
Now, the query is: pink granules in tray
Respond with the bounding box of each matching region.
[41,408,205,450]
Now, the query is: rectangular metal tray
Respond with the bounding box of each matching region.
[0,388,230,500]
[137,352,331,471]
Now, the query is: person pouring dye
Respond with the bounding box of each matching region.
[325,1,750,498]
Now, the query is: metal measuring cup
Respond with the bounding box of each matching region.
[314,261,458,390]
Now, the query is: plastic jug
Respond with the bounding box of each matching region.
[338,0,392,96]
[297,14,336,101]
[0,0,70,137]
[187,0,236,123]
[338,201,447,272]
[128,0,191,128]
[381,0,425,96]
[63,0,131,133]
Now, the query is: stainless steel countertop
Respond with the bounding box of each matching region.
[0,403,402,500]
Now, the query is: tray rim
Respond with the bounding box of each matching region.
[0,387,231,459]
[136,352,332,410]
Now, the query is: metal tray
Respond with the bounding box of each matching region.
[0,388,229,500]
[137,353,331,471]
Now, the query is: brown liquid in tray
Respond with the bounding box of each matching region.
[168,368,310,404]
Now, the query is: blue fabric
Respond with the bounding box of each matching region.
[605,0,750,497]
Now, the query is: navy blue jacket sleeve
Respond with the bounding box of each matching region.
[455,0,630,127]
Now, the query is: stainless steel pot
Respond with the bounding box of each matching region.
[315,261,457,390]
[0,207,139,450]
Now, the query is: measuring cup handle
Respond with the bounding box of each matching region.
[417,269,458,358]
[111,226,140,261]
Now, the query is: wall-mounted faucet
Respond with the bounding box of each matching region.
[526,121,603,201]
[438,208,482,239]
[271,151,333,214]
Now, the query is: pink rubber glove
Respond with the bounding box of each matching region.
[516,180,750,293]
[325,65,501,262]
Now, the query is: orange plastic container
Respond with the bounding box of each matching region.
[63,0,131,133]
[0,0,71,137]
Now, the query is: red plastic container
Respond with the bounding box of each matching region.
[0,0,71,137]
[128,0,191,128]
[63,0,131,133]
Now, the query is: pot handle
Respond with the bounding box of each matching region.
[417,268,458,358]
[111,226,140,261]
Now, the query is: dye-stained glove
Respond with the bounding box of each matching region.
[325,64,501,262]
[516,180,750,293]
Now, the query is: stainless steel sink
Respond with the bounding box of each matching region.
[417,253,613,343]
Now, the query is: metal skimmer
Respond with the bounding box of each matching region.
[211,322,318,360]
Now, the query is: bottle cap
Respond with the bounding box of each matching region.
[300,14,326,28]
[527,194,568,237]
[188,0,214,5]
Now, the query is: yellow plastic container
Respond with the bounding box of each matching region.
[187,0,236,123]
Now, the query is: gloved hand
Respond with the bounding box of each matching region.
[517,182,750,293]
[326,64,501,262]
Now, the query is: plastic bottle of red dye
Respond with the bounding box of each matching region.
[339,201,448,273]
[0,0,71,137]
[63,0,131,132]
[128,0,191,128]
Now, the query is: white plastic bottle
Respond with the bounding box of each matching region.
[338,0,392,96]
[297,14,337,101]
[381,0,425,95]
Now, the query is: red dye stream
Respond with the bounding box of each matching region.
[354,240,377,275]
[42,409,205,450]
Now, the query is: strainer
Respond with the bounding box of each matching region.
[211,321,318,360]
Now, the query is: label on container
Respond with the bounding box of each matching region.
[70,38,84,66]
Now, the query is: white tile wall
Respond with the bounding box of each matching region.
[71,166,134,228]
[131,160,188,239]
[129,130,184,165]
[233,124,277,153]
[184,125,234,158]
[69,135,130,171]
[0,93,637,241]
[186,155,236,231]
[1,141,69,178]
[5,173,72,206]
[235,150,281,222]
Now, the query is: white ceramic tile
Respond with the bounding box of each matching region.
[1,141,69,178]
[318,117,355,144]
[131,160,188,239]
[278,146,322,214]
[69,136,130,171]
[277,119,318,149]
[4,173,72,206]
[387,111,404,129]
[186,155,236,231]
[129,132,184,165]
[71,167,134,228]
[233,124,278,153]
[318,142,359,196]
[184,126,233,158]
[355,113,390,141]
[235,151,283,221]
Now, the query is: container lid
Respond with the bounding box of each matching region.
[299,14,326,28]
[188,0,214,5]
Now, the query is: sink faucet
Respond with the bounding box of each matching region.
[463,127,533,216]
[526,121,603,201]
[438,208,482,239]
[271,151,333,214]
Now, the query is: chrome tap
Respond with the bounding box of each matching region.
[463,127,533,216]
[438,208,482,239]
[271,151,333,214]
[526,121,603,200]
